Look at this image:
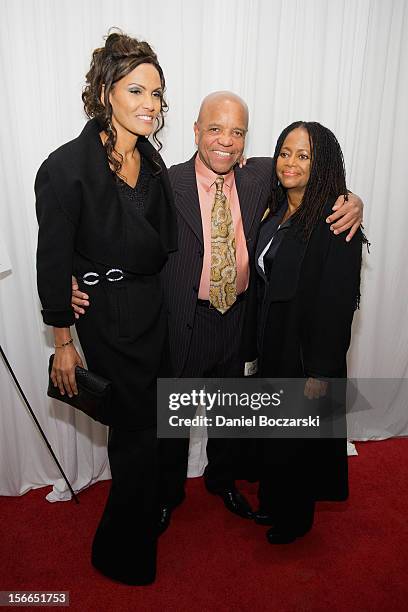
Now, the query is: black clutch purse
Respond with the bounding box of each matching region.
[48,354,112,425]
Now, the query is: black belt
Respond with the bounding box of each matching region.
[78,268,138,286]
[196,291,246,308]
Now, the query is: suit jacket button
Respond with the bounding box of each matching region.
[198,250,203,257]
[193,286,198,293]
[186,323,192,330]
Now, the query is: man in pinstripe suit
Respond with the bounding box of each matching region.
[156,92,273,526]
[72,91,363,532]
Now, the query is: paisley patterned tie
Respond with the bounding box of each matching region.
[209,176,237,313]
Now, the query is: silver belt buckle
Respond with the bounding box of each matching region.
[106,268,124,282]
[83,272,100,286]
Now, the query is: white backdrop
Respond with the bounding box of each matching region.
[0,0,407,497]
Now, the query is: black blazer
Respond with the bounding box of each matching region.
[255,197,363,378]
[161,154,273,376]
[35,119,177,327]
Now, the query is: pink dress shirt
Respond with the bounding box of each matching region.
[195,155,249,300]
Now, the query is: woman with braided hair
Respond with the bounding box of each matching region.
[35,31,177,584]
[254,122,367,544]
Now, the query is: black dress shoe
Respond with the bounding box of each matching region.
[253,510,275,525]
[217,488,254,519]
[158,506,173,535]
[266,524,312,544]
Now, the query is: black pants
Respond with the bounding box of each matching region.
[160,299,248,503]
[257,438,316,532]
[92,426,158,585]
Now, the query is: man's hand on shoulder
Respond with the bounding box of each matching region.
[326,192,364,242]
[71,275,89,319]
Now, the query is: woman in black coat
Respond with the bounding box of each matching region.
[254,121,367,544]
[35,32,177,584]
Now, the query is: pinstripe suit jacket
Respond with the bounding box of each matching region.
[162,153,273,376]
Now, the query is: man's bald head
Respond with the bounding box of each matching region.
[196,91,249,128]
[194,91,249,174]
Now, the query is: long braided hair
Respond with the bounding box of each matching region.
[271,121,348,241]
[82,30,168,177]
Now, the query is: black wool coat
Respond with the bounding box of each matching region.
[256,197,363,379]
[35,119,177,429]
[254,197,364,501]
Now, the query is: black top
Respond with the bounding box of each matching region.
[116,155,151,216]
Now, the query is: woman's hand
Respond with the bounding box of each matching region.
[51,343,83,398]
[304,377,328,400]
[71,275,89,319]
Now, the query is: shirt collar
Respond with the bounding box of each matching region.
[195,154,235,193]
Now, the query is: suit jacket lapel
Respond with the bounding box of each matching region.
[172,155,266,245]
[136,137,178,253]
[234,166,263,238]
[173,154,203,244]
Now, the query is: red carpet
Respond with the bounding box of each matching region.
[1,439,408,611]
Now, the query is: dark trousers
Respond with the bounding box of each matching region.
[257,438,315,532]
[92,426,158,585]
[158,438,189,507]
[160,299,247,503]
